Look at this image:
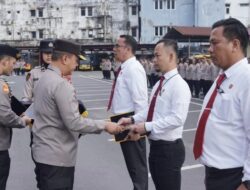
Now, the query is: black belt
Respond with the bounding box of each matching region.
[149,138,182,145]
[0,150,8,154]
[205,166,243,174]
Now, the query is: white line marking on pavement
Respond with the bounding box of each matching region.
[76,86,111,89]
[83,99,108,102]
[192,97,204,101]
[87,107,106,110]
[108,138,203,171]
[80,75,113,84]
[188,110,201,113]
[181,164,203,171]
[7,81,15,84]
[77,89,110,92]
[190,101,203,106]
[77,93,109,97]
[183,128,196,132]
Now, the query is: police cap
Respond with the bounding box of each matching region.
[40,39,54,53]
[0,44,20,59]
[54,39,85,60]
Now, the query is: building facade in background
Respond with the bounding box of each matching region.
[0,0,226,46]
[140,0,225,43]
[225,0,250,27]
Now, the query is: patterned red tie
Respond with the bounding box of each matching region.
[146,76,165,122]
[107,67,121,110]
[193,73,226,159]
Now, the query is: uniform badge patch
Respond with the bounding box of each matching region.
[2,84,9,94]
[26,73,31,81]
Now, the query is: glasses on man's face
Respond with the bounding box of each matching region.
[114,44,127,49]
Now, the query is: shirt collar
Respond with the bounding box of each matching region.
[224,58,248,79]
[121,56,136,69]
[48,65,62,76]
[163,68,178,80]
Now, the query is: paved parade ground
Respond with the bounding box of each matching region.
[7,71,205,190]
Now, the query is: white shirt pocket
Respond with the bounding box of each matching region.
[216,93,233,121]
[154,93,170,117]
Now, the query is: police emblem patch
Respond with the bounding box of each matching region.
[2,84,9,94]
[26,73,31,81]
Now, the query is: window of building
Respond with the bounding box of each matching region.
[8,31,11,35]
[131,27,137,37]
[39,30,43,39]
[7,11,11,14]
[155,0,163,10]
[38,9,43,17]
[167,0,175,9]
[240,3,249,7]
[171,0,175,9]
[225,3,230,14]
[82,29,86,38]
[88,29,93,38]
[88,7,93,16]
[17,10,20,14]
[81,7,86,16]
[30,9,36,17]
[167,0,170,9]
[31,31,36,39]
[131,5,137,15]
[155,26,165,36]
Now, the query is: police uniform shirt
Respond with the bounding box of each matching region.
[133,69,191,141]
[193,63,201,81]
[185,64,193,80]
[178,63,186,79]
[32,65,105,167]
[111,56,148,114]
[0,78,25,151]
[22,66,45,101]
[199,58,250,181]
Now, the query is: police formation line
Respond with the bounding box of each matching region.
[0,17,250,190]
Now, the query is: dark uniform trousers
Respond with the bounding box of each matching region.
[35,162,75,190]
[120,137,148,190]
[149,139,185,190]
[205,166,243,190]
[0,150,10,190]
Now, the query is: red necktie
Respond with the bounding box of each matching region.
[107,67,121,110]
[146,76,165,122]
[193,73,226,159]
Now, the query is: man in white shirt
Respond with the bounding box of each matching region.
[193,18,250,190]
[119,39,191,190]
[108,35,148,190]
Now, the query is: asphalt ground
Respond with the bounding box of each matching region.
[5,71,205,190]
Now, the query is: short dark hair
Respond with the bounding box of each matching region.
[0,55,11,61]
[120,35,137,54]
[51,51,73,61]
[212,18,249,56]
[156,38,178,57]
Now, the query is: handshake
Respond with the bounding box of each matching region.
[20,115,33,128]
[104,117,146,141]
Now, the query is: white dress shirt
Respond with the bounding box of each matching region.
[111,56,148,114]
[199,58,250,181]
[134,68,191,141]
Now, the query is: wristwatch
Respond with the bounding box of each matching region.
[243,180,250,190]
